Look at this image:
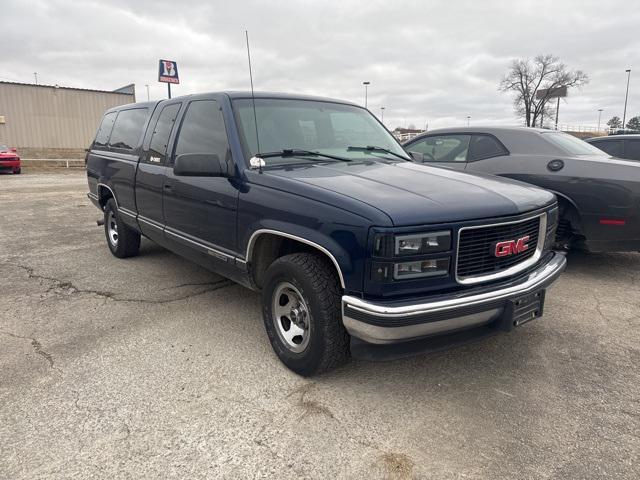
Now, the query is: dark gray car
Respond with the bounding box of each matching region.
[403,126,640,252]
[585,134,640,161]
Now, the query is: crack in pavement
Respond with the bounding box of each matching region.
[6,262,234,304]
[0,329,61,373]
[287,382,335,420]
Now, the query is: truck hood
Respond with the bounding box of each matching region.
[264,161,555,226]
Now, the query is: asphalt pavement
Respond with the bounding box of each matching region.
[1,172,638,479]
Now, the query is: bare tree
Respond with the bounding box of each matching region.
[499,55,588,127]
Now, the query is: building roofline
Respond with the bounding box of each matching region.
[0,80,135,96]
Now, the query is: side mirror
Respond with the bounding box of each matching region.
[174,153,224,177]
[10,147,17,153]
[408,151,424,162]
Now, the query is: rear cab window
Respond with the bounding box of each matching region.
[108,108,149,151]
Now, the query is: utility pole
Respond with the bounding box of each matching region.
[380,106,385,124]
[33,72,38,85]
[145,84,150,101]
[597,109,603,131]
[466,116,471,126]
[363,81,370,109]
[623,69,631,129]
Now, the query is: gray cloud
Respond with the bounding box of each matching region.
[2,0,638,129]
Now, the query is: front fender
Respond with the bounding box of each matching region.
[242,220,360,291]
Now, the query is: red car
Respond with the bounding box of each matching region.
[0,144,21,174]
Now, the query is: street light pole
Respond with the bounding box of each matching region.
[363,81,370,109]
[380,106,385,124]
[466,116,470,126]
[597,109,603,131]
[145,84,150,101]
[623,69,631,130]
[34,72,38,85]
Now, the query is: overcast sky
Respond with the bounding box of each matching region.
[2,0,638,129]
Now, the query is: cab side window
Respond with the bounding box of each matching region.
[108,108,149,151]
[624,140,640,160]
[408,135,471,162]
[173,100,231,168]
[592,139,623,157]
[93,112,117,149]
[146,103,181,164]
[469,134,508,161]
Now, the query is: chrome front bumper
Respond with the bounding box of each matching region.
[342,252,566,344]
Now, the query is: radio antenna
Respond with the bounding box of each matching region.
[245,30,264,170]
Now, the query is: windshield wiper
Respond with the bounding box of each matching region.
[347,145,411,161]
[256,149,352,163]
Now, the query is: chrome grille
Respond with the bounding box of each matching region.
[456,215,544,283]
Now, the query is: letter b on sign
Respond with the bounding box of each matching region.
[158,59,180,84]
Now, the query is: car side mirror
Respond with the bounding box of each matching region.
[174,153,224,177]
[10,147,17,153]
[408,151,424,162]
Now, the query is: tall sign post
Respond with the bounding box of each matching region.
[536,86,567,130]
[158,59,179,99]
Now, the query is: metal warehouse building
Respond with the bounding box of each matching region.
[0,81,135,159]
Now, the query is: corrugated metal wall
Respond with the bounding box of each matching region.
[0,82,133,150]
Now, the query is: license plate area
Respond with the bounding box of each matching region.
[510,289,545,327]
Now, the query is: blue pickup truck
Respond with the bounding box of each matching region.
[86,92,566,375]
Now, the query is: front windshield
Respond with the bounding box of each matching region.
[233,98,408,164]
[0,145,8,151]
[542,132,606,156]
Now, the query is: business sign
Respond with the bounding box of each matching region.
[158,60,179,84]
[536,86,567,99]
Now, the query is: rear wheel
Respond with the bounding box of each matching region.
[104,198,140,258]
[13,167,21,174]
[261,253,349,376]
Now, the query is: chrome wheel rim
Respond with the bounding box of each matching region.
[107,210,118,247]
[272,282,311,353]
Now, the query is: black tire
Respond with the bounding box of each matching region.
[554,200,585,251]
[104,198,140,258]
[262,253,349,376]
[14,167,21,174]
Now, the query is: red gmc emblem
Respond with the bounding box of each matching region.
[493,235,530,257]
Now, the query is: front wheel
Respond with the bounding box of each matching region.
[262,253,349,376]
[104,198,140,258]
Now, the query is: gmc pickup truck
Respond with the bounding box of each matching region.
[86,92,566,375]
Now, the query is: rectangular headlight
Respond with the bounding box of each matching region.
[393,258,450,280]
[395,231,451,256]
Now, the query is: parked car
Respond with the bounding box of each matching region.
[0,144,21,174]
[585,134,640,161]
[403,127,640,253]
[86,94,564,375]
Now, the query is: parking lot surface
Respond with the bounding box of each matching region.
[1,172,638,479]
